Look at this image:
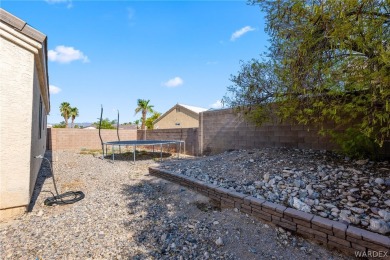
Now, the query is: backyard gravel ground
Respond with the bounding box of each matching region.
[0,150,354,259]
[160,148,390,235]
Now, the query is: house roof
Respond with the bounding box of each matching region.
[0,8,50,112]
[0,9,46,43]
[153,103,207,125]
[118,124,138,130]
[178,104,207,114]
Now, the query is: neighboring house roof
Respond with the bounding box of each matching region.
[153,103,207,125]
[118,124,138,130]
[178,104,208,114]
[0,8,50,112]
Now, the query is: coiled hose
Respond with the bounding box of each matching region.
[36,156,85,206]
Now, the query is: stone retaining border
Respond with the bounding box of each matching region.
[149,167,390,257]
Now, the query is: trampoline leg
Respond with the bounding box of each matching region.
[160,144,163,162]
[112,145,115,161]
[133,144,135,163]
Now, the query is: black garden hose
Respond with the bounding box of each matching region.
[36,156,85,206]
[99,105,104,156]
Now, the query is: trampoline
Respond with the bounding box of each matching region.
[98,106,185,163]
[103,140,185,163]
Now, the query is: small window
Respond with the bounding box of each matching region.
[39,96,42,139]
[43,105,46,131]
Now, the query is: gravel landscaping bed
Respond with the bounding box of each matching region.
[0,150,351,259]
[160,148,390,235]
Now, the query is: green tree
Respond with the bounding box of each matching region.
[93,118,115,129]
[59,102,71,128]
[69,107,79,128]
[145,112,161,130]
[53,121,66,128]
[225,0,389,154]
[134,99,154,130]
[223,59,281,124]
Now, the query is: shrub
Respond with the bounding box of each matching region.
[332,128,380,160]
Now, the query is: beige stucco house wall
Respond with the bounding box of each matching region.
[0,9,50,220]
[153,104,207,129]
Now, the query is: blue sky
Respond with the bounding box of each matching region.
[2,0,268,124]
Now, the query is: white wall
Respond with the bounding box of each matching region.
[0,34,35,209]
[29,65,46,197]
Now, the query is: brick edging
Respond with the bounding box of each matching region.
[149,167,390,256]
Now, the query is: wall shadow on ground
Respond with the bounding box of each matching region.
[118,174,337,260]
[103,150,173,162]
[119,178,218,259]
[28,150,53,212]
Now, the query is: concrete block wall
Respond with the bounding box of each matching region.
[199,108,335,155]
[137,128,199,156]
[149,167,390,257]
[47,109,390,158]
[199,108,390,158]
[48,128,137,151]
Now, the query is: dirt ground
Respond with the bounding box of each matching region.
[0,151,352,259]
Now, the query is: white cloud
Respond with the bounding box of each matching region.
[230,26,255,41]
[210,100,223,109]
[163,77,184,88]
[49,85,61,94]
[48,45,89,64]
[206,61,218,65]
[127,7,135,20]
[45,0,72,8]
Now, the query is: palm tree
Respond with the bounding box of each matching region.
[146,111,161,129]
[59,102,71,128]
[133,119,140,129]
[70,107,79,128]
[134,99,154,130]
